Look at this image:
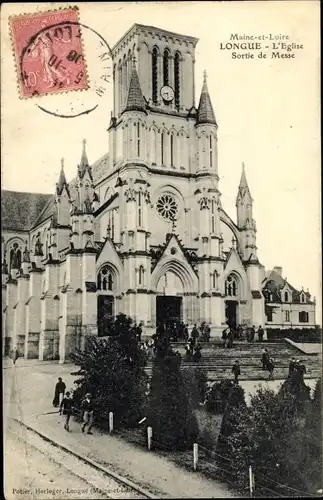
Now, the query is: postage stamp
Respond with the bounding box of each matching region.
[9,7,89,98]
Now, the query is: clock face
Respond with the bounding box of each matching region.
[160,85,174,102]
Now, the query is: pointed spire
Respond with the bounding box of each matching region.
[78,139,92,180]
[56,158,69,196]
[236,162,252,203]
[123,55,147,114]
[196,70,217,126]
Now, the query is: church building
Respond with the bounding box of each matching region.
[1,24,316,361]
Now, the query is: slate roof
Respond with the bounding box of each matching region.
[196,73,217,126]
[123,61,147,114]
[1,191,52,231]
[262,269,313,304]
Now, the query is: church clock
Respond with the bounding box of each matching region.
[160,85,174,102]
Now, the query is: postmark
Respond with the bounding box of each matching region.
[10,8,113,118]
[9,7,89,99]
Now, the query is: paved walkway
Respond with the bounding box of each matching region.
[4,362,236,498]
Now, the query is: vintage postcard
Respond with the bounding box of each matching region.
[1,2,321,499]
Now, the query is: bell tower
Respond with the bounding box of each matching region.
[111,24,199,116]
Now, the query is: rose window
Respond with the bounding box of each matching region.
[156,194,178,220]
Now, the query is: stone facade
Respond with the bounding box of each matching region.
[1,24,316,361]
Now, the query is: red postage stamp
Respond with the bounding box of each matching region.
[9,7,89,98]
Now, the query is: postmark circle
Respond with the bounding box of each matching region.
[20,20,113,118]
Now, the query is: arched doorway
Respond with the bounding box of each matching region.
[156,271,183,326]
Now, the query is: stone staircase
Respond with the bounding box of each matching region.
[145,341,322,381]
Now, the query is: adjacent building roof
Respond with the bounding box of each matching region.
[1,191,52,231]
[262,269,313,304]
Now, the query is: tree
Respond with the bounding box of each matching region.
[215,384,250,485]
[182,367,208,409]
[71,314,148,428]
[146,343,198,450]
[205,379,245,414]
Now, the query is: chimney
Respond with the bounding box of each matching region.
[273,266,283,276]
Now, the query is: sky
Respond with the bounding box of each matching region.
[1,1,321,322]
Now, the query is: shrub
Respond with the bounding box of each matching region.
[266,326,321,343]
[205,379,246,414]
[71,314,148,428]
[182,367,208,409]
[146,344,199,450]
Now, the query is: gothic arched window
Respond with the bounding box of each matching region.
[211,199,216,233]
[212,271,218,289]
[174,52,180,108]
[137,122,141,157]
[170,134,174,166]
[209,135,213,168]
[138,191,143,227]
[107,210,115,240]
[225,275,238,297]
[9,245,22,271]
[284,291,289,302]
[152,47,158,104]
[138,265,144,286]
[97,266,114,292]
[163,49,169,86]
[161,132,165,165]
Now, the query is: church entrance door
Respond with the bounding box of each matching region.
[97,295,114,337]
[156,296,182,327]
[225,301,237,329]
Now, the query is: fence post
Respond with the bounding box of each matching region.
[109,412,113,434]
[147,426,152,451]
[193,443,198,471]
[249,465,253,497]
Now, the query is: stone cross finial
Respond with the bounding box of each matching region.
[61,157,64,169]
[203,69,207,82]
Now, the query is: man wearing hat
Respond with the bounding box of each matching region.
[81,393,94,435]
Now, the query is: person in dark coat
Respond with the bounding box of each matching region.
[232,360,241,383]
[267,358,275,380]
[222,327,228,347]
[191,325,199,345]
[193,344,202,363]
[204,324,211,343]
[189,337,195,357]
[258,326,264,342]
[298,360,306,381]
[227,329,234,348]
[250,325,256,342]
[183,324,189,342]
[53,377,66,407]
[288,357,296,377]
[261,348,270,370]
[81,393,95,434]
[59,391,73,432]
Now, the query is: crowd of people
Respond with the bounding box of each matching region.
[138,321,212,363]
[52,377,95,434]
[222,324,265,348]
